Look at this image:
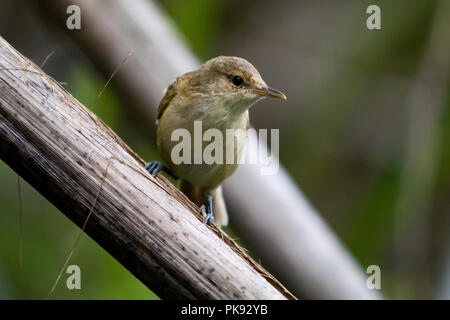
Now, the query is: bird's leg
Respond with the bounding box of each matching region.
[200,194,214,225]
[144,161,177,179]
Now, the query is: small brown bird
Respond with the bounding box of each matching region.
[146,56,286,226]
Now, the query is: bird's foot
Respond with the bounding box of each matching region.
[145,161,164,176]
[202,208,215,224]
[145,161,178,179]
[201,195,215,224]
[204,212,215,224]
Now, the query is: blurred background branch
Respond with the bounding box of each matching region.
[35,0,378,299]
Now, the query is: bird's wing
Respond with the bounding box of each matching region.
[157,83,177,122]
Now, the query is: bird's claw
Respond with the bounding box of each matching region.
[145,161,163,176]
[200,204,214,224]
[203,212,215,224]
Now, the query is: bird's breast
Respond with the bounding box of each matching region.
[157,99,249,190]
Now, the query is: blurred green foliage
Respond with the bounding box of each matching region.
[161,0,225,58]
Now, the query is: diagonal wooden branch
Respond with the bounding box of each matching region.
[34,0,380,299]
[0,36,295,300]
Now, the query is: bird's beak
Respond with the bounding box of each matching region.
[252,86,287,100]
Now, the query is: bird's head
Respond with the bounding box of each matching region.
[191,56,286,114]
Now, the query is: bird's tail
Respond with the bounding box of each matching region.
[180,180,229,227]
[211,186,229,227]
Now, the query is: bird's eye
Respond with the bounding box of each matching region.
[231,75,244,86]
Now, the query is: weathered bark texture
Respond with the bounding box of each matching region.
[0,35,295,300]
